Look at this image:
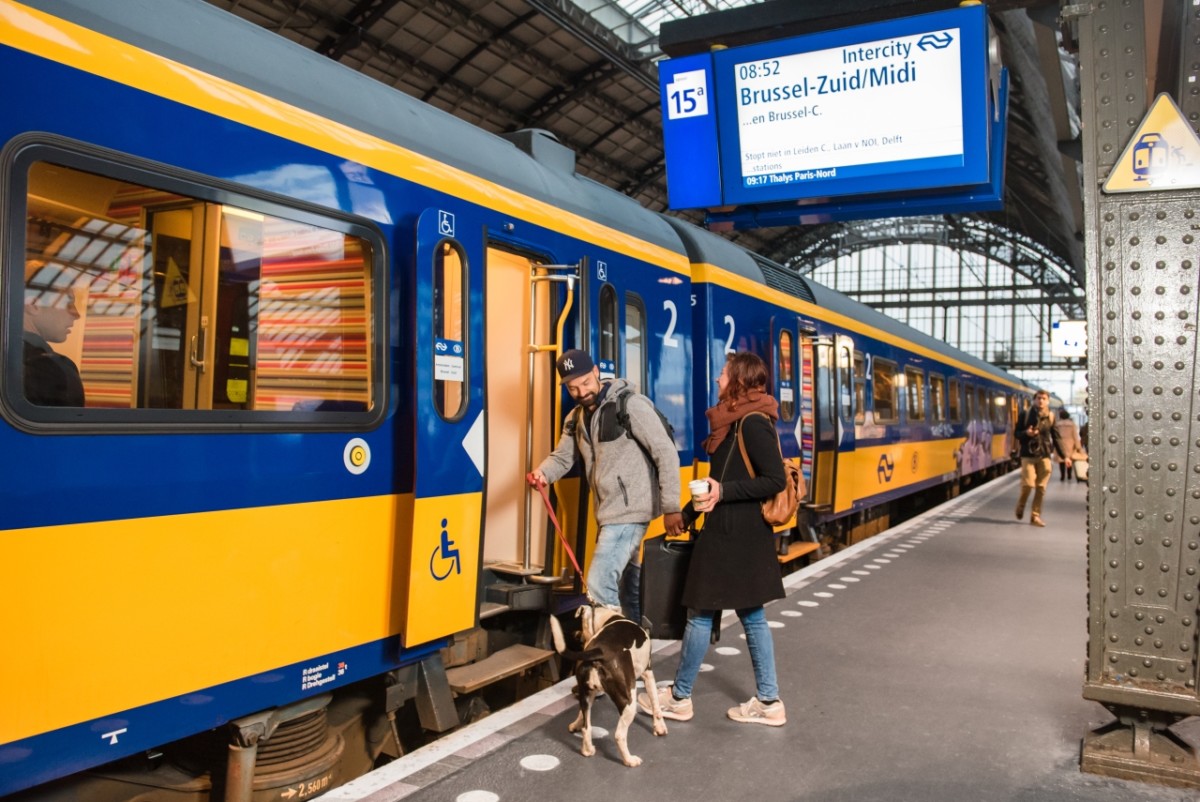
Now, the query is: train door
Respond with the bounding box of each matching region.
[406,209,485,646]
[481,247,577,576]
[140,203,278,411]
[804,330,837,509]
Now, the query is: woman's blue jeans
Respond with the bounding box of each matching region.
[672,606,779,701]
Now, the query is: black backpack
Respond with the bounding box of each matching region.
[571,388,675,448]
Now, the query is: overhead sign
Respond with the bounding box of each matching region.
[1103,93,1200,193]
[659,5,995,213]
[1051,320,1087,359]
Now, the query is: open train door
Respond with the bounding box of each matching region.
[404,208,486,646]
[804,331,836,510]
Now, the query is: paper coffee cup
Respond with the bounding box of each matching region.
[689,479,709,496]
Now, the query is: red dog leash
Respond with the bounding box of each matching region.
[536,483,588,595]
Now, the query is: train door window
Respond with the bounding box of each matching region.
[10,154,381,424]
[624,292,646,392]
[974,386,986,425]
[904,367,925,422]
[965,383,976,422]
[872,357,898,422]
[853,351,865,424]
[948,378,962,422]
[598,284,619,380]
[433,240,467,421]
[778,329,795,421]
[838,344,853,420]
[929,373,947,423]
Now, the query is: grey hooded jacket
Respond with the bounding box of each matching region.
[537,378,681,525]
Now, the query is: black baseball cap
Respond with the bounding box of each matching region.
[556,349,595,381]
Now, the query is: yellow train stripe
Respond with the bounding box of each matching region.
[694,261,1029,393]
[1,494,416,743]
[834,439,964,512]
[0,0,689,276]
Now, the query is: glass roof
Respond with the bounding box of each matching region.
[575,0,762,56]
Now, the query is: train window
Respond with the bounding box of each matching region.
[624,292,646,392]
[965,383,976,421]
[872,357,898,422]
[838,345,853,420]
[777,329,795,421]
[974,386,985,424]
[599,284,619,379]
[433,240,467,421]
[904,367,925,422]
[992,392,1007,425]
[853,351,865,424]
[929,374,947,423]
[8,155,381,425]
[948,378,962,422]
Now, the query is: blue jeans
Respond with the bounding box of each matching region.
[587,522,647,622]
[672,606,779,701]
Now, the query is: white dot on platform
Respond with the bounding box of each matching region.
[520,754,560,771]
[873,558,891,564]
[828,583,846,589]
[767,620,784,628]
[715,646,741,656]
[798,600,819,607]
[577,726,608,740]
[457,792,499,802]
[840,577,860,582]
[699,662,715,672]
[814,591,833,598]
[780,609,803,617]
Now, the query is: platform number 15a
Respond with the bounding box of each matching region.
[665,70,709,120]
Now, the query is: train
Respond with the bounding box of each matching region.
[0,1,1035,799]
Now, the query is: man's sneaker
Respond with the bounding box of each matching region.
[727,696,786,727]
[637,685,693,721]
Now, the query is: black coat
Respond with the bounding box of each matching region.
[682,412,787,611]
[23,333,84,407]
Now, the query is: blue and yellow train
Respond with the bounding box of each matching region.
[0,1,1033,798]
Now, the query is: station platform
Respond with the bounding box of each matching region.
[320,474,1199,802]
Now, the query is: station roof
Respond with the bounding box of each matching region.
[204,0,1083,285]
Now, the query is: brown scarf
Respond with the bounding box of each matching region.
[702,390,780,455]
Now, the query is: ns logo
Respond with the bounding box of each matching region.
[877,454,895,483]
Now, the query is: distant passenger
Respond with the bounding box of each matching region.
[639,351,788,727]
[23,286,84,406]
[1053,409,1084,482]
[1014,390,1068,527]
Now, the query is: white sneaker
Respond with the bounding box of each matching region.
[727,696,786,727]
[637,685,693,721]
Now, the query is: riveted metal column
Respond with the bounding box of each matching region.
[1078,0,1200,787]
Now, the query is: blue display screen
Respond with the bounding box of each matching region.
[659,6,994,210]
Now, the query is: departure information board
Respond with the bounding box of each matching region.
[659,5,994,211]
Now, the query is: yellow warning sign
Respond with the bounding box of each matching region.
[161,256,194,308]
[1104,93,1200,193]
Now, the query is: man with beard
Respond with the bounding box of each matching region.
[527,349,684,623]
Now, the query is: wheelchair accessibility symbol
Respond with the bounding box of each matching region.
[437,210,455,237]
[429,519,461,580]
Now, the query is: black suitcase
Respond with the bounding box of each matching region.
[639,533,694,639]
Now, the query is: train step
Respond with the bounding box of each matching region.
[444,644,556,695]
[778,541,821,565]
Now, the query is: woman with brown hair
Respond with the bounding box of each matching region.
[638,351,789,726]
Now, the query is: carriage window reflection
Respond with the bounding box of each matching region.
[904,367,925,422]
[777,329,795,421]
[929,374,947,423]
[872,358,898,422]
[624,292,645,392]
[19,160,375,413]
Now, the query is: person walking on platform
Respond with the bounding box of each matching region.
[1015,390,1069,527]
[527,349,684,624]
[1053,409,1083,482]
[638,351,788,727]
